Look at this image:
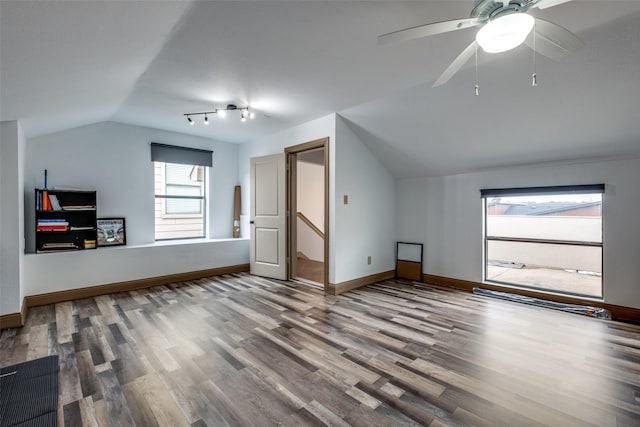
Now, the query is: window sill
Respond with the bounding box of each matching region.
[25,237,249,256]
[482,280,604,302]
[133,237,249,249]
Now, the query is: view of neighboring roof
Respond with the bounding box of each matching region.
[487,201,602,216]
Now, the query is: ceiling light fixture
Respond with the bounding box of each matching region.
[476,13,535,54]
[184,104,256,125]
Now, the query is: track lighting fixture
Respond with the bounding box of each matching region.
[184,104,255,125]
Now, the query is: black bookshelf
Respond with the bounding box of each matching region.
[35,189,97,253]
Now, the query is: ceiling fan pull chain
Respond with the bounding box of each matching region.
[475,42,479,96]
[532,22,538,87]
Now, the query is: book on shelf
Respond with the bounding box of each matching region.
[37,219,68,229]
[42,190,50,211]
[69,226,94,231]
[48,194,62,210]
[38,242,79,252]
[42,242,76,247]
[36,190,47,211]
[37,221,68,225]
[37,226,68,232]
[62,205,96,210]
[51,186,94,191]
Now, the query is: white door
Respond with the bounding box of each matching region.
[250,153,286,279]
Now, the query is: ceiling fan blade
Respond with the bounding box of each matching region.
[378,17,484,45]
[433,40,478,87]
[535,0,573,10]
[525,18,584,61]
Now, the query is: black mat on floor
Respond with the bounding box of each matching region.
[0,355,59,427]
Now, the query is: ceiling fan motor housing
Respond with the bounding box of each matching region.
[471,0,537,19]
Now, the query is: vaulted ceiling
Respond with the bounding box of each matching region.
[2,1,639,178]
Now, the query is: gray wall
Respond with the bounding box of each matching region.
[396,157,640,309]
[1,120,25,315]
[25,121,240,249]
[20,121,248,301]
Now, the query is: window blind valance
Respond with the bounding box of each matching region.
[480,184,604,198]
[150,142,213,167]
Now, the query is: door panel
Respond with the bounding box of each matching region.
[250,153,286,279]
[255,228,279,264]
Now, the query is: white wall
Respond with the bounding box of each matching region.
[23,238,248,296]
[19,121,249,300]
[296,160,325,262]
[238,113,396,285]
[1,121,26,315]
[296,216,324,261]
[25,121,239,249]
[238,113,337,278]
[297,160,324,232]
[396,157,640,309]
[334,115,395,283]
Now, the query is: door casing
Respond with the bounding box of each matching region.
[285,138,330,292]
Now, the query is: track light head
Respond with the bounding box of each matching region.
[187,116,194,125]
[204,114,209,125]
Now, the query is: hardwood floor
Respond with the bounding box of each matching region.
[1,273,640,426]
[296,256,324,285]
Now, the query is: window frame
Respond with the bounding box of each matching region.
[481,184,604,299]
[162,163,205,215]
[154,162,207,241]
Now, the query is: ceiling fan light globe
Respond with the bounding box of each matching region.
[476,13,535,53]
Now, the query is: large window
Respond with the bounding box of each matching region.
[151,143,212,240]
[482,185,604,298]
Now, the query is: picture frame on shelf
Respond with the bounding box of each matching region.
[96,218,126,247]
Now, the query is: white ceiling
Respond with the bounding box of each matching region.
[2,1,640,178]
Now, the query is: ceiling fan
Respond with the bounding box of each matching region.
[378,0,583,87]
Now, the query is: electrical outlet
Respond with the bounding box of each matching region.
[343,195,349,204]
[367,256,372,265]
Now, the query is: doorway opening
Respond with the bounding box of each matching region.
[286,138,329,291]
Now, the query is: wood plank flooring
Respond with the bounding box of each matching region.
[1,273,640,426]
[296,257,324,285]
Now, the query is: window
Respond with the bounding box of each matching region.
[151,143,212,240]
[481,185,604,298]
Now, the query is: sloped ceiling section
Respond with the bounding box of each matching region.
[1,1,640,178]
[0,0,192,138]
[341,6,640,178]
[111,1,476,143]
